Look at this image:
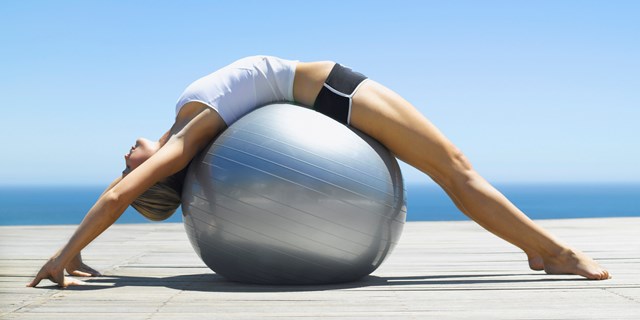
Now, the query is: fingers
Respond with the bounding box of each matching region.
[26,268,48,287]
[28,257,79,288]
[26,275,43,287]
[69,270,93,277]
[27,264,88,288]
[63,277,86,287]
[81,264,102,277]
[27,275,86,288]
[29,256,99,288]
[67,264,102,277]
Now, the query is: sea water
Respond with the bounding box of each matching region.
[0,183,638,226]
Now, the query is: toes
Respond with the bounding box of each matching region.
[588,268,610,280]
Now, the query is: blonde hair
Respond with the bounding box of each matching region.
[131,168,188,221]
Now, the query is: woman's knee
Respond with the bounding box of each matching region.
[433,148,478,190]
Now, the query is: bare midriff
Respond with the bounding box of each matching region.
[292,61,335,107]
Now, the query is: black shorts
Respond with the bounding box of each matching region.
[313,63,368,125]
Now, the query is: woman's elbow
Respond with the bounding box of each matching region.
[101,190,129,220]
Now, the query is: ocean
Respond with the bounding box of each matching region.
[0,183,638,226]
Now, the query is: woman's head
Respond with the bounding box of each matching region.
[130,168,187,221]
[123,136,187,221]
[123,137,160,174]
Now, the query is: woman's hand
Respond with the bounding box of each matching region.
[65,253,101,277]
[26,256,86,288]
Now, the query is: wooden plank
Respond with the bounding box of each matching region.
[1,218,638,319]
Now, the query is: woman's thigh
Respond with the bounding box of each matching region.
[350,80,472,185]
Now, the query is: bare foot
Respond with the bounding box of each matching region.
[526,252,544,271]
[543,248,610,280]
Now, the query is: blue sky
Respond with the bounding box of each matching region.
[1,0,638,185]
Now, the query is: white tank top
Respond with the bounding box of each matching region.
[175,56,297,125]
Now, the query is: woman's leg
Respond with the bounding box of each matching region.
[350,80,610,280]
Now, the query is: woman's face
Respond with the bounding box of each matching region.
[124,137,160,173]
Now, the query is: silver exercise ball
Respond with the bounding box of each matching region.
[181,103,406,285]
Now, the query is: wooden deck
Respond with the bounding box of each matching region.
[1,217,639,319]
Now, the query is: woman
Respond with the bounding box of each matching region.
[28,56,610,287]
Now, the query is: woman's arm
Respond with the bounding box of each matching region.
[99,176,123,197]
[61,176,123,278]
[27,106,222,287]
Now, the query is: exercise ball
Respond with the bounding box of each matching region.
[181,103,406,285]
